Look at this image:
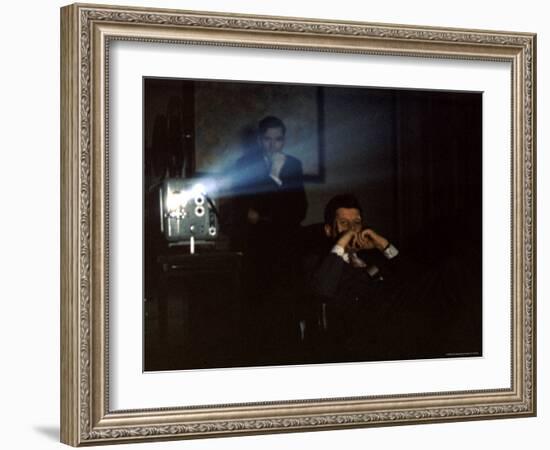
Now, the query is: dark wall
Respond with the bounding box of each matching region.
[394,90,482,261]
[307,86,482,262]
[313,87,396,233]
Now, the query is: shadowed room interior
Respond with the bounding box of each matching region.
[143,78,482,371]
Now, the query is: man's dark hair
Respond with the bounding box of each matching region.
[324,194,363,225]
[258,116,286,136]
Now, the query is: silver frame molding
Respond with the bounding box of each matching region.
[60,3,536,446]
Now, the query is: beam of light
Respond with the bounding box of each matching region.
[188,116,397,204]
[191,183,206,196]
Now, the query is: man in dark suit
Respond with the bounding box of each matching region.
[232,115,307,230]
[303,194,404,361]
[304,194,481,363]
[309,194,399,301]
[229,116,308,360]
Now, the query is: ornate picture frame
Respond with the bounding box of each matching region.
[60,3,536,446]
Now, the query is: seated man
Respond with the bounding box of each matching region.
[303,194,482,363]
[304,194,404,361]
[311,194,399,298]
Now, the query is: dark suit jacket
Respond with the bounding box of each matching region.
[306,247,394,306]
[226,151,307,295]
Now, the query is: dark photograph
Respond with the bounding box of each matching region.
[143,77,482,372]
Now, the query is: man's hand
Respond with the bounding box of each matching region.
[269,152,286,178]
[335,230,357,250]
[353,228,389,251]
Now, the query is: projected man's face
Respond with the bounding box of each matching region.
[259,126,285,155]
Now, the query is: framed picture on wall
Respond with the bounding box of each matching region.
[61,3,536,446]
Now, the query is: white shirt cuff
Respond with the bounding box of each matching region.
[331,245,349,262]
[331,244,345,256]
[382,243,399,259]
